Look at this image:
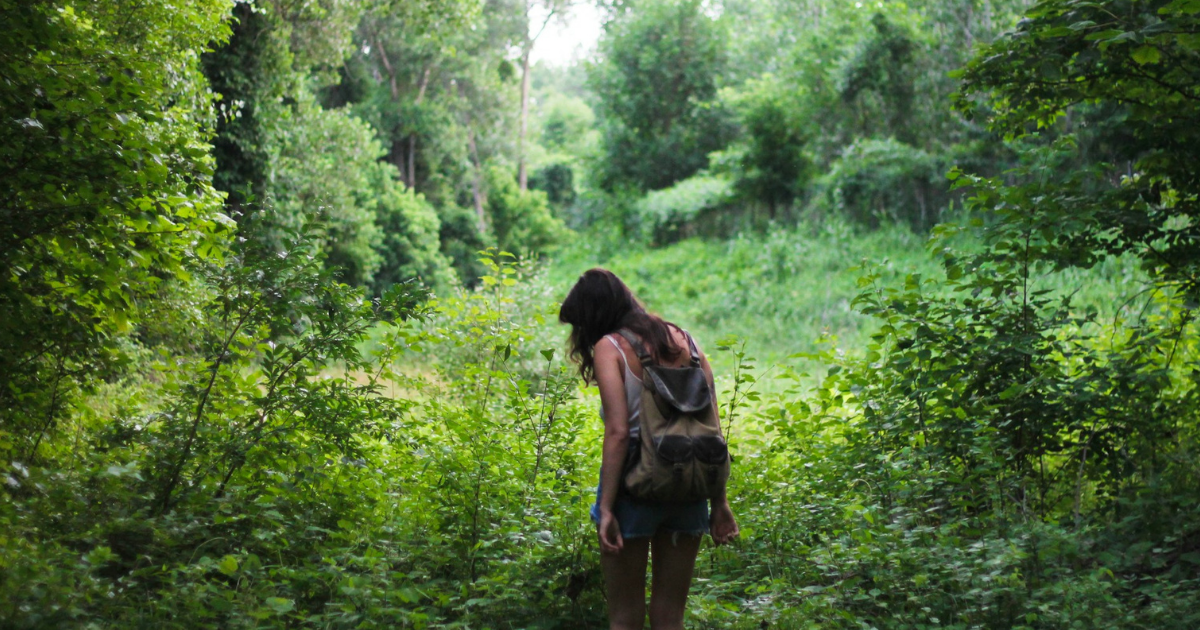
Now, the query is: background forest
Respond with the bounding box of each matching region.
[3,0,1200,627]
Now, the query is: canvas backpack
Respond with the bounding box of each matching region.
[616,328,730,502]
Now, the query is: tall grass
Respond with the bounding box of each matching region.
[547,222,937,365]
[544,219,1147,376]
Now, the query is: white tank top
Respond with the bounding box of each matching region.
[599,334,642,436]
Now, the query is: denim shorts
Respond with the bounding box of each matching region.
[589,483,709,539]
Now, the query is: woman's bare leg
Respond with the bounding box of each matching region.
[601,535,651,630]
[648,532,702,630]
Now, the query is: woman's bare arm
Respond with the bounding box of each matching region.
[594,338,630,553]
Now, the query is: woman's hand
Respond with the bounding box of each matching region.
[710,501,740,546]
[597,508,624,555]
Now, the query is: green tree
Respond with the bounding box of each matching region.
[484,164,569,255]
[513,0,578,191]
[0,0,232,457]
[351,0,545,281]
[264,91,386,286]
[772,0,1200,623]
[838,13,918,145]
[203,0,418,287]
[589,0,735,192]
[724,77,813,217]
[957,0,1200,295]
[203,0,368,206]
[527,92,597,209]
[368,166,456,294]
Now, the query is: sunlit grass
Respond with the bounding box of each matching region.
[542,219,1149,389]
[546,222,939,367]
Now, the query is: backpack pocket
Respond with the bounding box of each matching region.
[640,435,694,500]
[693,435,728,464]
[654,435,694,463]
[691,435,730,499]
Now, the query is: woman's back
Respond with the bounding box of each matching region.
[558,268,738,630]
[600,325,702,439]
[605,325,695,382]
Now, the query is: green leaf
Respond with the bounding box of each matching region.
[217,555,238,576]
[1178,33,1200,50]
[1084,29,1125,41]
[1131,45,1162,65]
[1160,0,1200,15]
[265,597,294,614]
[998,383,1023,400]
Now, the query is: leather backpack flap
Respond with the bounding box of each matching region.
[643,364,711,413]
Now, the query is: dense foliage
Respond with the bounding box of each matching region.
[583,0,1027,236]
[1,0,232,487]
[4,0,1200,628]
[588,0,735,192]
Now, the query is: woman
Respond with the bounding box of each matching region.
[559,268,739,630]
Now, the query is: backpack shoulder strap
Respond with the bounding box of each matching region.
[615,329,653,366]
[682,329,701,367]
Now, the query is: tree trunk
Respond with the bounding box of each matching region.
[371,31,411,185]
[406,136,417,187]
[408,67,432,187]
[467,124,488,236]
[371,32,400,102]
[516,4,560,191]
[517,46,532,191]
[391,143,407,185]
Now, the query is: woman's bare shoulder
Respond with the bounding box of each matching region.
[667,324,697,347]
[662,324,700,365]
[593,334,619,358]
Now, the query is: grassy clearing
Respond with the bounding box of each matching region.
[545,221,1149,372]
[546,222,939,365]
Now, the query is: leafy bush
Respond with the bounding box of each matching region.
[368,167,456,295]
[535,93,597,160]
[1,0,231,493]
[0,244,606,629]
[724,76,813,216]
[589,0,736,192]
[265,93,388,286]
[1,220,427,627]
[203,1,382,287]
[529,162,576,208]
[820,137,949,230]
[636,174,734,245]
[435,202,495,287]
[484,164,570,257]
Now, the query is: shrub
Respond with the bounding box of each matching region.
[725,77,813,216]
[821,137,949,231]
[367,166,456,295]
[484,165,570,257]
[529,162,576,207]
[636,174,734,245]
[589,0,736,192]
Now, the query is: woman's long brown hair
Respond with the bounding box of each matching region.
[558,268,682,383]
